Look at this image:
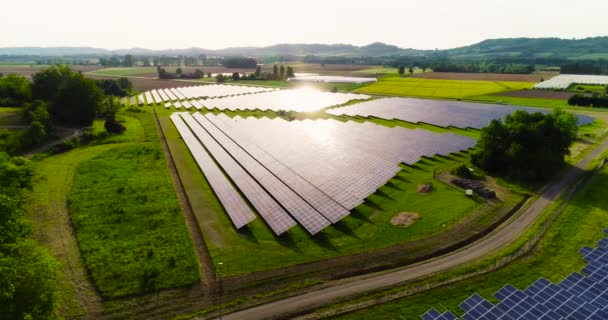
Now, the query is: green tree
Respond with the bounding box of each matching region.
[103,97,125,133]
[272,64,279,80]
[408,67,414,76]
[255,66,262,78]
[471,109,578,181]
[215,73,226,83]
[176,68,183,78]
[279,65,285,80]
[0,74,32,107]
[286,66,295,78]
[123,54,135,67]
[232,72,240,81]
[398,66,405,77]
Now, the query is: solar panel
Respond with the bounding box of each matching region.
[328,97,595,129]
[193,113,331,235]
[170,113,256,229]
[178,113,296,235]
[422,236,608,320]
[200,89,370,112]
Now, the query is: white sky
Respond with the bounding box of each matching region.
[3,0,607,50]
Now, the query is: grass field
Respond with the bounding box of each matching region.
[89,67,157,76]
[158,107,490,275]
[353,67,399,75]
[568,84,607,93]
[332,164,608,320]
[26,107,200,301]
[68,144,199,298]
[355,76,534,99]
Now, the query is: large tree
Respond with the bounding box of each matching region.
[471,109,578,181]
[0,74,32,107]
[32,66,105,126]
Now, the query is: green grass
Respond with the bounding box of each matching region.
[568,84,607,93]
[159,109,486,275]
[331,164,608,320]
[468,95,574,108]
[0,107,25,125]
[353,67,399,75]
[88,67,157,76]
[67,143,199,298]
[355,76,534,99]
[28,107,199,300]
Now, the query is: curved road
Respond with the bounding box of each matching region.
[217,138,608,320]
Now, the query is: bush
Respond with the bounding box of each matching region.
[104,118,126,133]
[568,94,608,108]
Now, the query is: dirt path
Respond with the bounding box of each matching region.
[152,109,216,291]
[27,146,118,319]
[23,127,84,157]
[216,137,608,320]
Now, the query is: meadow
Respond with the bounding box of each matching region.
[355,75,534,99]
[26,107,200,300]
[68,144,199,298]
[331,163,608,320]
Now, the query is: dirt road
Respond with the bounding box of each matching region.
[217,138,608,320]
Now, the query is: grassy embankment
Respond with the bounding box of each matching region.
[331,163,608,319]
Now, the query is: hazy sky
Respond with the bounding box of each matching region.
[3,0,607,50]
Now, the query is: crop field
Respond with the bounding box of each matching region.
[157,106,493,275]
[88,67,158,76]
[332,164,608,320]
[412,71,556,83]
[495,89,575,100]
[0,65,101,77]
[355,76,534,99]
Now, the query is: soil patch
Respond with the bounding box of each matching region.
[412,71,558,83]
[390,212,420,227]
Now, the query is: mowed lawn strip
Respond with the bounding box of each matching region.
[331,162,608,320]
[158,107,482,276]
[68,143,199,298]
[355,76,534,99]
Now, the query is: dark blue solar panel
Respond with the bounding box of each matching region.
[421,308,441,320]
[422,235,608,320]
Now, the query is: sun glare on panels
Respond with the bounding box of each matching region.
[171,112,476,236]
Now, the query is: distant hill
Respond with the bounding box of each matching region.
[447,37,608,60]
[0,37,607,59]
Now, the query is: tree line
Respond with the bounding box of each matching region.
[0,66,133,154]
[214,64,295,83]
[0,153,60,319]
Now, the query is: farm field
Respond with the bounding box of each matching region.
[354,76,534,99]
[331,163,608,320]
[495,89,575,100]
[0,65,102,77]
[412,71,556,83]
[88,67,158,76]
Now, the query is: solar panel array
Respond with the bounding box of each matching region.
[199,89,371,112]
[132,84,278,107]
[288,75,377,84]
[534,74,608,90]
[328,97,595,129]
[172,112,476,235]
[421,228,608,320]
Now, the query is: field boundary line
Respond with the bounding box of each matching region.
[152,108,216,290]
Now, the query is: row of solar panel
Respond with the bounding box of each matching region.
[422,228,608,320]
[328,97,595,129]
[159,89,369,112]
[121,84,278,106]
[171,112,476,235]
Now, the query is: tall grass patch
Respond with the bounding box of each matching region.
[68,143,199,298]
